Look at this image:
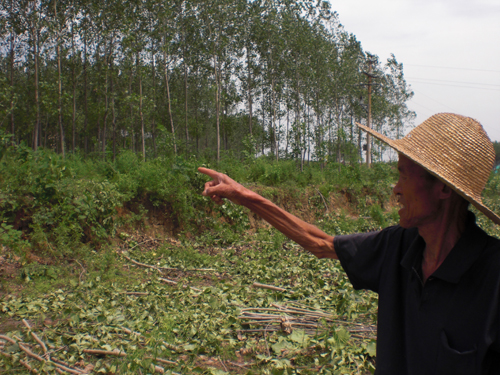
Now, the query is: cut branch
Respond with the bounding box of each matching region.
[22,319,48,354]
[124,255,215,272]
[159,277,202,292]
[82,348,127,357]
[252,282,289,293]
[0,334,17,345]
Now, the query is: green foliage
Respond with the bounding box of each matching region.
[493,141,500,166]
[0,147,126,255]
[1,149,499,374]
[1,229,377,374]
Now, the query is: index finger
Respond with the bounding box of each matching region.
[198,167,220,179]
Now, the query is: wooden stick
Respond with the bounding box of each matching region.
[158,277,202,292]
[0,334,17,345]
[22,319,48,354]
[145,356,177,365]
[82,348,127,357]
[149,363,182,375]
[252,282,288,292]
[121,327,141,336]
[314,187,329,212]
[123,255,162,271]
[219,357,228,372]
[20,359,39,374]
[151,364,165,373]
[124,255,214,272]
[19,343,85,374]
[19,343,46,362]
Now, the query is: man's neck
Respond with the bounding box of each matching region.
[418,210,467,282]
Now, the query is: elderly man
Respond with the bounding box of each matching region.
[199,113,500,374]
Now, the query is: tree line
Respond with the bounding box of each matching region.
[0,0,415,165]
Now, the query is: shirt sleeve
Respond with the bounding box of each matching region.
[334,225,411,293]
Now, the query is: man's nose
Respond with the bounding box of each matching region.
[393,181,401,195]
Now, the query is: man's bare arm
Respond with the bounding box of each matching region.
[198,167,337,259]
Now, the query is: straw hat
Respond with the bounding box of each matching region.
[357,113,500,225]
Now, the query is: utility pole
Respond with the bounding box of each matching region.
[363,57,377,167]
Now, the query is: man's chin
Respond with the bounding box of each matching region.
[398,217,411,229]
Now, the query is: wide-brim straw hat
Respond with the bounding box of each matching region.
[356,113,500,225]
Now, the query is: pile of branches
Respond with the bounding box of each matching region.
[238,302,376,340]
[0,320,180,374]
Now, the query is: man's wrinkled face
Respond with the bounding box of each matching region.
[393,154,443,229]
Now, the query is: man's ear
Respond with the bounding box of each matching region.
[438,183,453,200]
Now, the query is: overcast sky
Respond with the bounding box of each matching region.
[330,0,500,141]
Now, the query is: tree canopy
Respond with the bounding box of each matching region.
[0,0,415,163]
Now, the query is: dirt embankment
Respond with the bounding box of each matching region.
[126,184,398,239]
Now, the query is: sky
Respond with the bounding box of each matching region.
[330,0,500,142]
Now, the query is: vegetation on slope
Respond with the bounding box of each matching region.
[1,142,499,374]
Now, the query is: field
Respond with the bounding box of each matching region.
[1,147,499,374]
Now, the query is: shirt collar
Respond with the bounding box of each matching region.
[400,212,488,284]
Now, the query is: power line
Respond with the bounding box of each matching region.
[406,77,500,88]
[408,80,500,92]
[411,88,458,113]
[405,64,500,74]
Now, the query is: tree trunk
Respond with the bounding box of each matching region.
[271,74,278,161]
[83,27,88,154]
[71,22,76,153]
[55,0,65,158]
[33,25,40,151]
[214,54,220,163]
[9,0,15,144]
[138,54,146,162]
[151,52,157,157]
[129,65,134,151]
[183,40,189,155]
[163,41,177,155]
[247,44,253,136]
[102,53,109,160]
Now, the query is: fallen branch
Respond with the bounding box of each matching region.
[159,277,202,292]
[75,260,86,283]
[124,255,215,273]
[19,343,86,375]
[82,348,126,357]
[22,319,48,354]
[123,255,162,271]
[82,348,180,375]
[149,363,182,375]
[145,356,177,366]
[252,282,289,293]
[238,302,376,339]
[20,359,39,374]
[0,334,17,345]
[19,343,46,362]
[314,187,329,213]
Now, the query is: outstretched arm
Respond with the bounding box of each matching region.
[198,167,337,259]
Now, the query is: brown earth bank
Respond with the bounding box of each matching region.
[123,184,398,239]
[0,185,397,300]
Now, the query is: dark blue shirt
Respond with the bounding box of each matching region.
[334,213,500,374]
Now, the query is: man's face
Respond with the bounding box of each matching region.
[393,155,443,229]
